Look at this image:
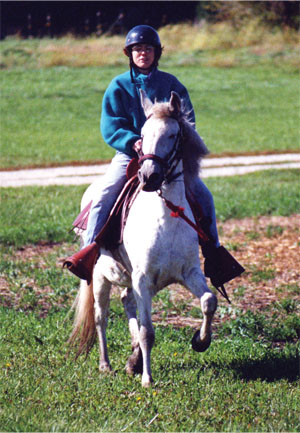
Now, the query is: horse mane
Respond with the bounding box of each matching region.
[151,100,209,179]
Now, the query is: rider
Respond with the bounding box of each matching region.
[66,25,243,291]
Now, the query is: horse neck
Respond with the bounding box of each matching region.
[160,161,186,202]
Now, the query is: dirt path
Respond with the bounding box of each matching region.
[1,153,300,187]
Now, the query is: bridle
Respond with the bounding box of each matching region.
[137,116,184,185]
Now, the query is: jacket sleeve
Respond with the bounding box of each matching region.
[100,81,140,157]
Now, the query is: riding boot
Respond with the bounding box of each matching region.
[191,208,245,292]
[202,241,245,291]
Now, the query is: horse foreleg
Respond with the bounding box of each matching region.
[121,288,143,376]
[132,275,155,387]
[93,271,112,373]
[139,321,155,387]
[191,291,217,352]
[184,268,217,352]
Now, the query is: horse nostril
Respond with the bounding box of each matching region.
[148,173,161,184]
[142,172,162,192]
[138,170,149,186]
[138,169,143,183]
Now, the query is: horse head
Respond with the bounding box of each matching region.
[138,90,183,192]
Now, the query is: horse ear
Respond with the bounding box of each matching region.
[170,91,181,117]
[140,89,153,118]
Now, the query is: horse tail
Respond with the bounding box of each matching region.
[68,279,96,359]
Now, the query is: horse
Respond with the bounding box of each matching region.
[69,90,218,387]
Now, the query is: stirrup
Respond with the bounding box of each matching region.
[203,244,245,303]
[215,284,231,304]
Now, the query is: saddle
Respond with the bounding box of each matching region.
[70,158,208,250]
[63,159,140,282]
[72,158,140,250]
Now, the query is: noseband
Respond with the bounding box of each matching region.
[138,118,183,185]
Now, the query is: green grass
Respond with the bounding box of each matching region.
[175,65,300,155]
[206,169,300,221]
[1,303,299,432]
[0,170,299,247]
[0,184,86,246]
[0,67,114,167]
[0,242,77,312]
[1,63,299,168]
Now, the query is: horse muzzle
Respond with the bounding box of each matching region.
[138,165,164,192]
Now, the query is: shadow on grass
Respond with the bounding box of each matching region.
[231,353,299,383]
[181,342,299,383]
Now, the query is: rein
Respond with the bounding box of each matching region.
[159,186,231,302]
[157,189,209,245]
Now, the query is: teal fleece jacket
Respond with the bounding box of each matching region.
[100,66,195,157]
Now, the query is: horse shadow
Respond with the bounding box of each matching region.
[181,342,299,383]
[196,350,300,383]
[229,352,299,383]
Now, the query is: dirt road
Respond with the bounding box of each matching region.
[1,153,299,187]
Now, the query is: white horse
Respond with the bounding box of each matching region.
[69,90,218,387]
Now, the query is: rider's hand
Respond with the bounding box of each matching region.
[133,139,142,153]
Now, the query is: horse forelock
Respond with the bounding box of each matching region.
[151,101,184,122]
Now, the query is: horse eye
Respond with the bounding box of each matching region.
[169,134,176,140]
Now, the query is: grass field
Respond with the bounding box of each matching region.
[0,170,299,247]
[1,305,299,432]
[1,64,299,169]
[1,29,299,168]
[1,170,299,431]
[1,23,300,432]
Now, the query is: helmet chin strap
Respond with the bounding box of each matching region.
[137,66,151,72]
[129,55,156,83]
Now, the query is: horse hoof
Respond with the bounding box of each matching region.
[126,360,143,376]
[142,377,153,388]
[99,363,113,374]
[126,359,143,376]
[191,330,211,352]
[126,347,143,376]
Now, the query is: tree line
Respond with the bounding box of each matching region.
[1,1,298,39]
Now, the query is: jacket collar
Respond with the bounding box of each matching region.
[131,66,157,84]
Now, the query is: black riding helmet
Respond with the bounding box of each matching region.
[124,25,163,81]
